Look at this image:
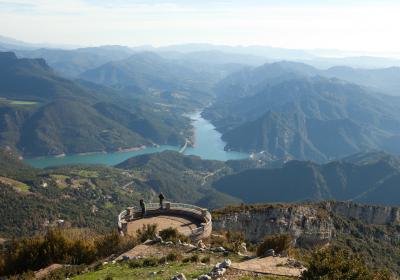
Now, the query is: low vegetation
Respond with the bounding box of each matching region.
[256,234,292,257]
[301,247,393,280]
[159,227,190,243]
[136,224,158,243]
[0,229,136,276]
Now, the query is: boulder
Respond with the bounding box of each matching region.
[211,246,226,252]
[187,244,197,249]
[121,255,130,261]
[197,275,211,280]
[154,235,163,243]
[171,273,187,280]
[211,267,226,277]
[219,259,232,268]
[197,240,206,249]
[241,242,247,252]
[263,249,275,257]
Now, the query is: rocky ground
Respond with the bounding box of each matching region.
[64,235,302,280]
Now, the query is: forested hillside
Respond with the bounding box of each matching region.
[0,52,193,157]
[213,152,400,205]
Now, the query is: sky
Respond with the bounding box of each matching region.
[0,0,400,54]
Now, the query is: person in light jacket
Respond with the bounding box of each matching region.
[139,199,146,218]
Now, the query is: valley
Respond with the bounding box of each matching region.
[2,31,400,279]
[24,111,249,168]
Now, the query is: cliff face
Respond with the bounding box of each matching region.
[327,202,400,225]
[212,201,400,246]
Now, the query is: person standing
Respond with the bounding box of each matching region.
[139,199,146,218]
[159,192,165,209]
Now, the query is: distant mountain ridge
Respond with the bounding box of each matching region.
[204,62,400,161]
[213,151,400,206]
[14,45,135,77]
[214,61,400,99]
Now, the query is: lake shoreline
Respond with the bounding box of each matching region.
[24,111,249,168]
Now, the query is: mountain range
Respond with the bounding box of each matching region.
[79,52,217,108]
[15,45,135,78]
[204,61,400,162]
[0,52,193,157]
[213,151,400,205]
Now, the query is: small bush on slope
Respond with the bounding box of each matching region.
[256,234,292,257]
[159,227,189,243]
[136,224,157,243]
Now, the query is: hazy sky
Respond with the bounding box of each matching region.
[1,0,399,54]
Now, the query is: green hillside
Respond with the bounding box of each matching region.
[0,52,192,157]
[213,152,400,205]
[116,151,246,208]
[0,150,252,237]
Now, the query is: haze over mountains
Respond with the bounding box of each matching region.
[204,61,400,162]
[2,34,400,163]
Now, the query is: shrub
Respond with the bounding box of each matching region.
[226,231,245,253]
[43,264,87,279]
[95,231,136,258]
[166,251,182,262]
[159,227,189,243]
[182,254,199,263]
[136,224,158,243]
[0,229,136,277]
[256,234,292,257]
[8,271,35,280]
[128,259,143,269]
[208,232,227,248]
[200,256,210,263]
[301,248,393,280]
[158,257,167,264]
[142,257,159,267]
[190,254,199,263]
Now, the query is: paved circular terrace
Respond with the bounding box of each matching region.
[126,214,201,236]
[118,202,212,241]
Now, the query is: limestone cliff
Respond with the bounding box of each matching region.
[212,201,400,246]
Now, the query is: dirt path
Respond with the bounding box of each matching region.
[201,167,225,185]
[115,245,162,261]
[34,264,64,279]
[231,257,303,278]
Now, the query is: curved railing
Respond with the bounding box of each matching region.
[118,202,212,241]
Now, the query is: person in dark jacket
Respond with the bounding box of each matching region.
[139,199,146,218]
[159,193,165,209]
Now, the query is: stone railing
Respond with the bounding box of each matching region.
[118,202,212,241]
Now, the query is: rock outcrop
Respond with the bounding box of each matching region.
[212,201,400,246]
